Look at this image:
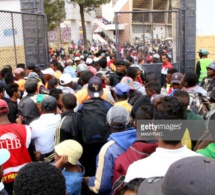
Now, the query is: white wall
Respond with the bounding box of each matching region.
[0,0,21,11]
[101,1,114,22]
[196,0,215,36]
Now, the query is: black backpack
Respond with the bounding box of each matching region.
[80,98,110,143]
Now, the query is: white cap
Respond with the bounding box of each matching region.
[86,58,93,64]
[74,57,81,61]
[67,59,73,64]
[41,68,54,76]
[153,54,160,59]
[59,73,73,85]
[80,55,84,59]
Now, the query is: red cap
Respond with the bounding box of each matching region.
[0,99,9,114]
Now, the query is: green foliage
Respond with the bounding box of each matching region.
[44,0,66,31]
[67,0,110,8]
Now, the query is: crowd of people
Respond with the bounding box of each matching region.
[0,47,215,195]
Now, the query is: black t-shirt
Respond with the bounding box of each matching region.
[7,100,18,123]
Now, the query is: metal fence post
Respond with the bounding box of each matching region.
[115,12,120,59]
[11,13,18,66]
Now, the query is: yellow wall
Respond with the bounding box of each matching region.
[196,35,215,63]
[0,46,25,70]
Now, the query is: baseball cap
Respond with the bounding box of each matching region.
[41,68,54,76]
[80,55,84,59]
[0,99,9,114]
[115,60,126,66]
[120,76,134,90]
[138,177,163,195]
[114,83,130,96]
[41,95,57,111]
[207,63,215,71]
[67,59,73,64]
[161,156,215,195]
[74,57,81,61]
[88,76,103,98]
[0,148,10,166]
[25,72,40,80]
[153,54,160,59]
[59,73,73,85]
[86,58,93,65]
[106,106,130,129]
[197,48,209,56]
[64,66,77,78]
[14,68,24,75]
[76,64,88,74]
[55,140,83,165]
[171,72,183,84]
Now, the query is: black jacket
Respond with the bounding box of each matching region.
[109,72,126,87]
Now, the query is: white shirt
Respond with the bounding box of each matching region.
[30,113,61,154]
[124,146,201,182]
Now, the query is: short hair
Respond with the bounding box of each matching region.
[120,178,144,195]
[81,70,94,85]
[13,162,66,195]
[50,60,58,67]
[162,53,169,59]
[27,63,36,71]
[1,68,10,78]
[98,58,107,69]
[3,65,12,72]
[173,90,190,108]
[4,72,14,85]
[126,67,139,80]
[184,71,198,87]
[145,81,161,94]
[6,83,19,98]
[154,96,186,145]
[48,78,58,90]
[17,63,25,69]
[144,72,158,83]
[57,64,64,73]
[167,68,178,75]
[135,103,154,120]
[62,94,77,110]
[25,78,38,93]
[126,55,133,63]
[49,88,63,101]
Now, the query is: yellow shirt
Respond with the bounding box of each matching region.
[15,79,26,91]
[114,100,132,113]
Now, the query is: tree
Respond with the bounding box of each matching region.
[44,0,66,48]
[67,0,110,50]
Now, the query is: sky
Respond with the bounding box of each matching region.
[196,0,215,36]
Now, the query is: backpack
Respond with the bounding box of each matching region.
[80,98,110,143]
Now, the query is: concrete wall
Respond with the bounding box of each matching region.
[0,0,21,11]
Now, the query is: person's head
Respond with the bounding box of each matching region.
[41,68,54,81]
[48,78,58,90]
[181,72,198,88]
[98,58,107,69]
[27,63,36,74]
[170,72,183,90]
[51,55,57,61]
[62,93,77,112]
[197,48,209,58]
[66,59,73,66]
[120,178,145,195]
[106,106,130,133]
[88,76,104,98]
[74,57,81,65]
[0,149,10,181]
[161,156,215,195]
[76,64,88,77]
[50,60,58,71]
[1,68,10,79]
[57,64,64,73]
[173,90,189,110]
[120,77,134,90]
[115,60,127,74]
[25,78,38,94]
[17,63,25,70]
[4,72,14,85]
[165,68,178,84]
[144,72,158,85]
[41,95,58,113]
[6,83,20,99]
[126,67,141,81]
[86,58,94,66]
[13,162,66,195]
[55,140,83,166]
[114,83,130,101]
[3,65,12,72]
[0,84,5,99]
[206,63,215,78]
[14,68,25,80]
[0,99,9,117]
[111,55,116,63]
[161,53,169,64]
[154,96,186,145]
[59,73,73,88]
[145,81,161,97]
[81,70,94,85]
[126,55,133,64]
[49,88,63,109]
[152,54,160,63]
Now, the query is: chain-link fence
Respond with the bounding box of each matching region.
[0,10,49,70]
[115,11,180,65]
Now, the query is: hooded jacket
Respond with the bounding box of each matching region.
[88,129,137,195]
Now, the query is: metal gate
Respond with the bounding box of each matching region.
[0,10,49,70]
[114,10,180,70]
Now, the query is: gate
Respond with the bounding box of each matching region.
[0,10,49,69]
[114,11,180,70]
